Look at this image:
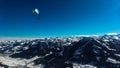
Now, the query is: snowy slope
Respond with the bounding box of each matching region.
[0,34,120,68]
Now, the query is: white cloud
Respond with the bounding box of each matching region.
[107,33,118,35]
[0,37,40,41]
[74,34,100,37]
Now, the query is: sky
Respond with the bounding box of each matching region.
[0,0,120,38]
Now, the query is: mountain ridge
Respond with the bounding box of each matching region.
[0,34,120,68]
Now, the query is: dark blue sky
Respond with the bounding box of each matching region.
[0,0,120,37]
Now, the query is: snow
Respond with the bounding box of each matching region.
[0,55,42,68]
[12,46,21,50]
[73,63,97,68]
[24,46,29,50]
[32,42,37,45]
[106,58,120,64]
[0,56,25,67]
[20,42,24,45]
[113,36,119,40]
[102,43,116,51]
[0,34,120,68]
[34,64,44,68]
[0,46,2,48]
[115,54,120,57]
[103,39,109,42]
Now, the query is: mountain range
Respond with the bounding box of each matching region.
[0,34,120,68]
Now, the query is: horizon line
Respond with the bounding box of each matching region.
[0,32,119,40]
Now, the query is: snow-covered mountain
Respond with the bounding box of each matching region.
[0,34,120,68]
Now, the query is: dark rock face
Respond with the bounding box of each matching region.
[68,38,120,67]
[0,63,8,68]
[0,34,120,68]
[10,41,64,59]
